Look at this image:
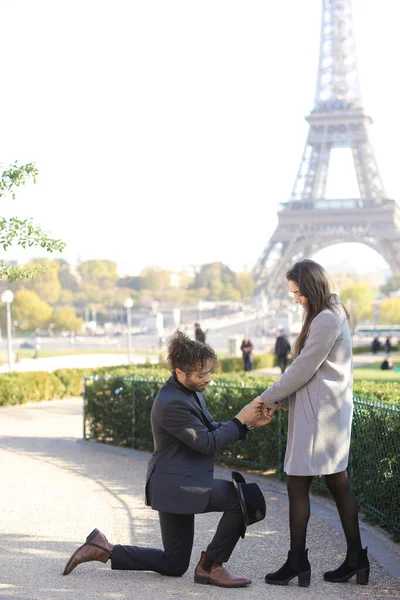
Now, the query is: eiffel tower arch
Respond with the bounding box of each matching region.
[253,0,400,298]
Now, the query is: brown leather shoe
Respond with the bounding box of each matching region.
[194,551,251,588]
[63,528,114,575]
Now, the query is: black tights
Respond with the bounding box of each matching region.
[287,470,362,553]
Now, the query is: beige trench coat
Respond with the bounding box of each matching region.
[260,304,353,476]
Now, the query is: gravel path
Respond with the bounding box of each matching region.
[0,398,399,600]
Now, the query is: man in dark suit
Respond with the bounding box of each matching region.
[63,331,271,587]
[275,329,291,373]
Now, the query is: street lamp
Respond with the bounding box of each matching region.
[123,298,134,364]
[1,290,14,372]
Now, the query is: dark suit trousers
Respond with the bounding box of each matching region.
[111,479,243,576]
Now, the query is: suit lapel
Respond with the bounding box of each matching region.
[196,392,209,417]
[193,393,214,430]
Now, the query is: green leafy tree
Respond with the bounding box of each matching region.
[0,161,66,281]
[379,297,400,325]
[52,306,83,332]
[140,267,171,291]
[12,289,52,332]
[78,259,119,289]
[59,290,74,304]
[235,272,255,300]
[21,258,62,304]
[55,259,80,292]
[191,262,237,300]
[340,284,373,329]
[222,283,241,301]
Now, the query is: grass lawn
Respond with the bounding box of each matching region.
[1,348,162,361]
[353,362,400,382]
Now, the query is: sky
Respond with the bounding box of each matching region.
[1,0,399,278]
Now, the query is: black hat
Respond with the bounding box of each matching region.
[232,471,266,538]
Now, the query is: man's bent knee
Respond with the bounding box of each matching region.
[164,559,190,577]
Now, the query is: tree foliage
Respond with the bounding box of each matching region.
[379,297,400,325]
[235,272,255,300]
[0,162,66,281]
[20,258,62,304]
[78,259,119,289]
[52,306,83,332]
[55,259,80,292]
[191,262,240,300]
[340,284,373,327]
[0,162,38,198]
[12,290,52,332]
[140,267,171,291]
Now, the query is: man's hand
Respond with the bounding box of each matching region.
[235,397,264,426]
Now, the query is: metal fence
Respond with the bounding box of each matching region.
[83,376,400,535]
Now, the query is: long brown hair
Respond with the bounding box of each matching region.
[286,259,349,357]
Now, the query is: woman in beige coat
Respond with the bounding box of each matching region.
[260,260,369,587]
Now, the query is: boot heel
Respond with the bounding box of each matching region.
[356,567,369,585]
[298,570,311,587]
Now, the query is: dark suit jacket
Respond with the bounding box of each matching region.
[145,375,245,514]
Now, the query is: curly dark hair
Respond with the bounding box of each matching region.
[167,330,218,374]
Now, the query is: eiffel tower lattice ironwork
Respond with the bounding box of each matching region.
[253,0,400,298]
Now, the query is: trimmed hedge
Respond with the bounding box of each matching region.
[350,395,400,533]
[0,371,65,405]
[83,374,400,536]
[0,365,165,407]
[352,380,400,405]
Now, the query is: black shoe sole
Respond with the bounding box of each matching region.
[265,569,311,587]
[324,567,369,585]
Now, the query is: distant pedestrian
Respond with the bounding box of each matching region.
[274,329,291,373]
[384,336,392,353]
[194,322,206,343]
[371,336,381,354]
[240,336,253,372]
[380,356,393,370]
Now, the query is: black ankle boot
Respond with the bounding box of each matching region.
[265,549,311,587]
[324,547,369,584]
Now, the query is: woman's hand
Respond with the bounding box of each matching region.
[261,402,282,418]
[251,411,273,427]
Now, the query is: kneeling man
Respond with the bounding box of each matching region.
[63,331,270,587]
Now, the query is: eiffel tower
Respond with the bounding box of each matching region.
[253,0,400,298]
